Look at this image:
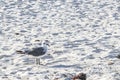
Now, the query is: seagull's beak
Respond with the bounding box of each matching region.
[47,43,50,46]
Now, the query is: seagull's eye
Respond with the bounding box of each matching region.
[38,43,42,45]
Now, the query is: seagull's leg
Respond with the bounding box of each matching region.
[38,58,40,65]
[37,58,39,65]
[36,58,40,65]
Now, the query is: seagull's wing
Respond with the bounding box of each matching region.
[27,47,45,56]
[34,47,45,53]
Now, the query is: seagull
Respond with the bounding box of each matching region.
[17,40,50,65]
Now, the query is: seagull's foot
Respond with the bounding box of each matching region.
[36,62,45,66]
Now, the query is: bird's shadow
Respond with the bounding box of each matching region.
[50,64,82,69]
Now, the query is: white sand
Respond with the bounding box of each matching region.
[0,0,120,80]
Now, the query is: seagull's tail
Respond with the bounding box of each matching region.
[16,50,26,54]
[16,50,29,54]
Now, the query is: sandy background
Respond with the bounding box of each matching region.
[0,0,120,80]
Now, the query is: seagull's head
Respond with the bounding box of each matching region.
[43,40,50,46]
